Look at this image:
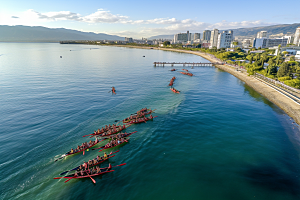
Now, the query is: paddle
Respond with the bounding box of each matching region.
[60,166,80,175]
[64,178,73,183]
[92,145,105,151]
[87,174,96,183]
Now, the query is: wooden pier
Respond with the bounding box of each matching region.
[153,62,223,67]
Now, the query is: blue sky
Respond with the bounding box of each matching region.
[1,0,299,38]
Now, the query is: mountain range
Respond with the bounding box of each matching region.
[0,25,123,42]
[1,23,300,42]
[148,23,300,40]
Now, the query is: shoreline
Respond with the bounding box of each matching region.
[109,44,300,125]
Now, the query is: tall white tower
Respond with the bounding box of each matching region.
[209,29,219,48]
[294,27,300,46]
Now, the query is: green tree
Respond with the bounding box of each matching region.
[277,62,291,77]
[282,51,288,56]
[290,56,295,61]
[163,41,170,46]
[246,54,254,64]
[266,65,277,75]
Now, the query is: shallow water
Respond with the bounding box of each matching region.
[1,43,300,200]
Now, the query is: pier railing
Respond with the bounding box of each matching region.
[153,62,223,67]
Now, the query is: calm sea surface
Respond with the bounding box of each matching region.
[1,43,300,200]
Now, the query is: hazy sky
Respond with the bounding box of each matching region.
[1,0,299,38]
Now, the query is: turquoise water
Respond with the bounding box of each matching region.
[1,43,300,200]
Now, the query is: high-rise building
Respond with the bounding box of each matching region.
[203,30,211,41]
[194,33,201,41]
[294,27,300,46]
[174,31,192,43]
[257,31,267,38]
[125,37,133,43]
[209,29,219,48]
[217,30,234,49]
[253,37,288,48]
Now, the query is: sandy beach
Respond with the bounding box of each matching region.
[111,45,300,125]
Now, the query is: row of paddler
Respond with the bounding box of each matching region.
[53,108,157,183]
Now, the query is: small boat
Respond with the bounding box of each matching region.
[54,163,126,183]
[54,138,102,162]
[127,116,157,124]
[182,69,189,72]
[122,109,156,123]
[98,125,134,137]
[180,72,194,76]
[83,124,128,138]
[59,150,120,175]
[170,88,180,94]
[95,139,130,152]
[171,69,176,71]
[93,131,137,152]
[168,77,176,86]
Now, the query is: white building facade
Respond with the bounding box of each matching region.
[174,31,191,43]
[209,29,219,48]
[257,31,267,38]
[294,27,300,46]
[217,30,234,49]
[203,30,211,41]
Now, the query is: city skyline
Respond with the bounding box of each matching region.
[1,0,300,38]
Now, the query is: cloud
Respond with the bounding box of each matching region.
[111,20,273,38]
[26,9,81,21]
[1,9,275,38]
[82,9,129,23]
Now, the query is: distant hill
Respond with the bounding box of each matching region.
[148,35,174,40]
[148,23,300,39]
[232,23,300,37]
[0,25,124,42]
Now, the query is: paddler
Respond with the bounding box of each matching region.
[96,166,101,173]
[70,148,74,153]
[83,161,88,170]
[150,114,153,119]
[88,160,92,166]
[108,163,112,171]
[112,87,116,93]
[104,152,108,159]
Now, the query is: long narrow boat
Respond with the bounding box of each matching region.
[96,139,130,152]
[170,88,180,94]
[54,138,103,162]
[122,109,156,123]
[180,72,194,76]
[59,150,120,175]
[182,69,189,72]
[91,124,131,138]
[54,163,126,183]
[127,116,157,124]
[83,124,129,138]
[93,131,137,152]
[98,130,137,138]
